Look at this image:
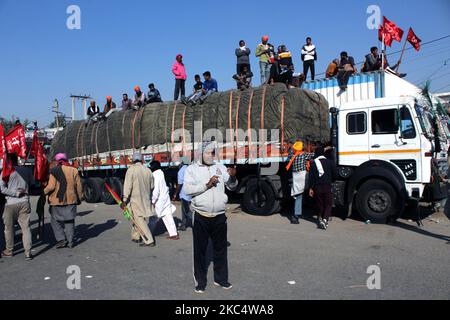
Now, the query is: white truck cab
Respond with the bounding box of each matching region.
[304,70,449,222]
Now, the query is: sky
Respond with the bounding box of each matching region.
[0,0,449,127]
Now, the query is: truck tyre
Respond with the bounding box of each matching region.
[356,179,401,223]
[84,177,104,203]
[242,179,277,216]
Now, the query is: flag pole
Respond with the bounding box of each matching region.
[396,37,408,72]
[381,31,385,72]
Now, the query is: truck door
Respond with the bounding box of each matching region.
[369,105,421,182]
[338,109,370,166]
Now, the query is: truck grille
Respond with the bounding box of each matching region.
[391,160,417,181]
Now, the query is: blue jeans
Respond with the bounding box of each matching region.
[293,194,303,218]
[259,61,271,84]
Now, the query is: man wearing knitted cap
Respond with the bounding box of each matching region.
[123,152,155,246]
[132,86,146,110]
[256,35,274,84]
[183,142,238,293]
[172,54,187,101]
[44,153,83,249]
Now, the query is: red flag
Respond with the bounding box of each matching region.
[407,27,421,51]
[5,124,27,159]
[1,153,15,183]
[379,25,394,47]
[379,16,404,46]
[0,124,6,159]
[30,130,49,183]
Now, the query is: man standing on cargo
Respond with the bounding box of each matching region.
[172,54,187,101]
[301,37,317,80]
[256,35,273,85]
[184,142,238,294]
[123,152,155,247]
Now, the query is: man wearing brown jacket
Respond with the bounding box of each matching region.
[44,153,83,249]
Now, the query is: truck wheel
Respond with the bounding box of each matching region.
[242,180,277,216]
[356,179,401,223]
[102,177,123,205]
[84,177,104,203]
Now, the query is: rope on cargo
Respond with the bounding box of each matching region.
[95,121,100,156]
[164,102,171,162]
[170,103,178,164]
[106,116,111,154]
[182,105,187,156]
[137,106,146,147]
[234,91,242,161]
[131,108,140,149]
[121,111,127,150]
[76,122,83,158]
[247,90,255,163]
[228,91,234,152]
[261,86,267,130]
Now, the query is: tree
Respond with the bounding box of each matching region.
[48,114,67,128]
[0,117,31,132]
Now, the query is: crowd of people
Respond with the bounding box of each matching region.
[83,35,404,123]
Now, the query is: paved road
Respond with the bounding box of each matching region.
[0,197,449,300]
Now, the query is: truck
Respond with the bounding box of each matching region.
[51,70,449,223]
[303,69,449,221]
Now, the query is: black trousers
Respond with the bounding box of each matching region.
[174,79,186,100]
[303,60,315,80]
[237,63,251,74]
[337,70,352,89]
[193,212,228,288]
[315,184,333,221]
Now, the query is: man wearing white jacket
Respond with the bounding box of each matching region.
[150,161,179,240]
[184,142,238,294]
[301,37,317,80]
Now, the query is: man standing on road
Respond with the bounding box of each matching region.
[173,157,193,231]
[150,160,179,240]
[44,153,83,249]
[308,146,336,230]
[1,154,34,260]
[123,152,155,247]
[184,142,238,294]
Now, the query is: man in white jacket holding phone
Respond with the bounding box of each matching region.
[183,142,238,294]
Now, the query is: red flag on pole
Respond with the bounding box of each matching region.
[0,124,6,159]
[1,153,15,183]
[407,27,421,51]
[379,16,404,46]
[5,123,27,159]
[30,129,49,183]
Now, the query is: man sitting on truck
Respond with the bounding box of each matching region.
[121,93,132,111]
[103,96,118,119]
[146,83,163,103]
[337,51,357,91]
[132,86,146,110]
[364,47,382,72]
[325,59,339,79]
[232,65,253,90]
[86,100,100,125]
[182,74,204,106]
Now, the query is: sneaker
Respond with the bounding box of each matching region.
[214,282,233,290]
[194,286,206,294]
[2,250,13,257]
[25,254,33,261]
[67,243,74,249]
[323,219,328,230]
[167,235,180,240]
[55,240,68,249]
[319,220,326,230]
[290,216,300,224]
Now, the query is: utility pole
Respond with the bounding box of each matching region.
[52,99,62,128]
[70,94,92,120]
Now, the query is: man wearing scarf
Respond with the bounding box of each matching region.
[308,146,336,230]
[44,153,83,248]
